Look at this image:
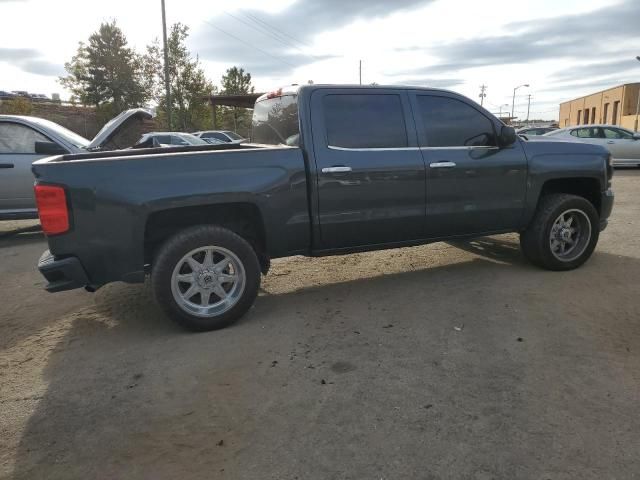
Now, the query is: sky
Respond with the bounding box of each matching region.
[1,0,639,120]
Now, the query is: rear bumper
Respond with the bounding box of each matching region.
[38,250,90,292]
[600,188,614,231]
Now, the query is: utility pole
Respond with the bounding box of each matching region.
[478,84,487,107]
[359,60,362,85]
[161,0,172,129]
[526,94,532,123]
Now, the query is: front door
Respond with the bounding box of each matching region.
[410,92,528,238]
[0,122,54,212]
[311,89,426,249]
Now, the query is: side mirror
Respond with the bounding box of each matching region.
[498,125,517,147]
[35,141,67,155]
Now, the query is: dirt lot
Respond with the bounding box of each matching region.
[1,171,639,480]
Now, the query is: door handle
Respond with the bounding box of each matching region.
[322,166,352,173]
[429,161,456,168]
[0,163,14,169]
[607,141,615,144]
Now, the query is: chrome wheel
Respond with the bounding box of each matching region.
[549,209,592,262]
[170,246,246,317]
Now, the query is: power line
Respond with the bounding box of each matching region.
[240,10,312,49]
[223,11,319,62]
[200,18,300,69]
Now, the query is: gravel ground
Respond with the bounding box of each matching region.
[1,171,639,480]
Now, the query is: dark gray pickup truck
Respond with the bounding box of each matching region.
[33,84,614,331]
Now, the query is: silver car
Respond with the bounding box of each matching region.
[0,108,152,220]
[543,125,640,166]
[193,130,247,145]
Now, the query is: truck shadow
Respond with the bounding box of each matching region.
[7,239,640,478]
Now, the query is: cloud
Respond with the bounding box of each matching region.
[0,47,64,76]
[193,0,433,77]
[390,77,465,89]
[401,0,640,82]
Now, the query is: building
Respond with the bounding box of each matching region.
[558,83,640,130]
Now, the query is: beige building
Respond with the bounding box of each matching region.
[558,83,640,131]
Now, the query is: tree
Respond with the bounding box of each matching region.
[220,67,255,134]
[144,23,215,131]
[60,21,150,120]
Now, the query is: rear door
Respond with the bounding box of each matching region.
[311,89,426,249]
[410,92,528,238]
[0,121,58,211]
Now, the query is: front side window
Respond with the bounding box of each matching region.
[603,127,633,139]
[323,94,407,149]
[0,122,51,154]
[572,128,600,138]
[417,95,496,147]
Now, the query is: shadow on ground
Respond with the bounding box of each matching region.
[7,237,640,479]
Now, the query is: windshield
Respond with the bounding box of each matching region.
[28,117,90,148]
[252,94,299,146]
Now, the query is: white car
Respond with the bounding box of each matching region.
[193,130,247,145]
[133,132,216,148]
[543,125,640,166]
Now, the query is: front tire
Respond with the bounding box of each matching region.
[152,225,261,331]
[520,194,599,271]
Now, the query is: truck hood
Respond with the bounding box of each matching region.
[86,108,153,150]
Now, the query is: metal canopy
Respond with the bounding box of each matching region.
[205,93,263,109]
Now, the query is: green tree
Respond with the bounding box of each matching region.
[60,21,150,120]
[220,66,255,134]
[144,23,215,131]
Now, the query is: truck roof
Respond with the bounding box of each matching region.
[256,83,457,103]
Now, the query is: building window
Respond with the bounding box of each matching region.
[584,109,589,124]
[612,101,620,125]
[577,110,582,125]
[591,107,596,124]
[603,103,609,124]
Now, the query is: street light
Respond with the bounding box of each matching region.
[635,56,640,131]
[511,84,529,120]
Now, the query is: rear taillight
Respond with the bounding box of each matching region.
[34,184,69,235]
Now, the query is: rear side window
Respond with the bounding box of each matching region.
[416,95,496,147]
[0,122,51,153]
[323,94,407,149]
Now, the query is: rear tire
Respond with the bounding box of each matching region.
[520,194,599,271]
[152,225,261,331]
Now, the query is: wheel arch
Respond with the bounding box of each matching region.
[144,202,269,274]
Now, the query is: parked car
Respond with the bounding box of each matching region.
[517,126,557,136]
[0,90,17,99]
[133,132,213,148]
[11,90,30,97]
[33,84,614,332]
[0,108,152,220]
[542,125,640,166]
[194,130,247,144]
